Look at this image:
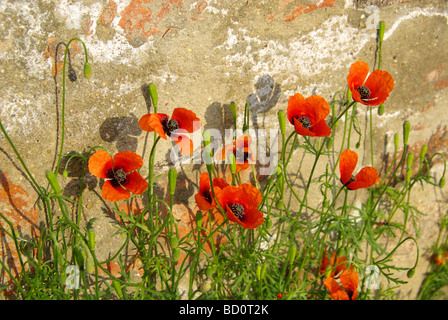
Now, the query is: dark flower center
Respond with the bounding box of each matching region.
[357,86,371,100]
[162,118,180,136]
[236,150,250,163]
[107,167,128,188]
[298,116,312,129]
[345,175,356,187]
[346,289,354,300]
[228,203,245,221]
[202,190,212,204]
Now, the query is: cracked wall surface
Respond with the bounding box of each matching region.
[0,0,447,299]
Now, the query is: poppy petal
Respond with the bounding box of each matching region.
[113,151,144,173]
[139,113,169,139]
[363,70,394,106]
[347,61,369,92]
[324,276,342,295]
[239,183,262,207]
[199,172,211,193]
[88,150,112,179]
[102,180,131,202]
[171,134,194,155]
[123,171,148,195]
[347,166,379,190]
[340,269,359,299]
[303,95,330,123]
[212,177,230,190]
[195,193,215,211]
[234,134,252,149]
[339,149,358,185]
[287,93,306,124]
[171,108,201,133]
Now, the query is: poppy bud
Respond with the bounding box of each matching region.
[148,83,158,110]
[243,102,250,133]
[83,61,91,79]
[87,227,95,253]
[170,235,179,249]
[378,104,385,116]
[199,282,211,293]
[288,246,298,266]
[420,144,428,162]
[203,130,212,148]
[168,167,177,196]
[378,21,386,44]
[403,121,411,146]
[173,247,181,261]
[256,264,262,281]
[394,134,399,151]
[62,168,69,179]
[196,211,203,229]
[326,136,334,149]
[278,110,286,136]
[355,141,361,149]
[230,101,237,121]
[265,217,273,229]
[86,257,95,274]
[276,199,283,210]
[407,153,414,169]
[46,170,61,195]
[205,264,217,278]
[204,146,214,173]
[227,152,236,175]
[346,88,352,102]
[261,263,268,280]
[439,177,446,188]
[407,267,415,278]
[112,279,123,298]
[73,246,85,270]
[406,169,412,184]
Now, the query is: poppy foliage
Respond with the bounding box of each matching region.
[287,93,332,137]
[347,61,394,106]
[88,150,148,202]
[339,149,379,190]
[139,107,201,155]
[216,183,264,229]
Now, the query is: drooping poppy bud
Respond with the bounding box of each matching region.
[83,61,91,79]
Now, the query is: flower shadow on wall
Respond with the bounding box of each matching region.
[99,113,143,153]
[246,74,281,132]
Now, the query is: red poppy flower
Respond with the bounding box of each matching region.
[88,150,148,202]
[319,251,349,277]
[347,61,394,106]
[324,269,359,300]
[139,107,201,155]
[194,172,230,211]
[339,149,379,190]
[216,183,264,229]
[217,134,256,172]
[287,93,332,137]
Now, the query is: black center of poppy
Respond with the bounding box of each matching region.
[357,86,371,100]
[107,167,128,188]
[203,190,212,204]
[298,116,312,129]
[345,175,356,186]
[162,119,180,136]
[228,203,245,221]
[346,289,354,300]
[236,151,250,163]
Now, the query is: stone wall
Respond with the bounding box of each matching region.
[1,0,447,299]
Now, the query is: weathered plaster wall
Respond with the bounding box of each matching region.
[1,0,447,299]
